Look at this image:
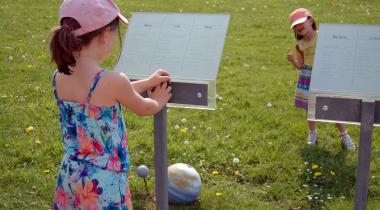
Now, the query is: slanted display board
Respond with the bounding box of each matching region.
[308,24,380,126]
[114,12,230,110]
[114,12,230,210]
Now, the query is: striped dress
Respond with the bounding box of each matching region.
[294,33,318,110]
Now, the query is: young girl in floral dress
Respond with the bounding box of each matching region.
[50,0,172,209]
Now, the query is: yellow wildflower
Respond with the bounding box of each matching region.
[330,171,336,176]
[35,139,42,144]
[25,126,34,133]
[215,192,223,196]
[27,64,33,68]
[311,163,318,169]
[44,169,50,173]
[180,128,188,134]
[314,172,322,177]
[212,170,219,175]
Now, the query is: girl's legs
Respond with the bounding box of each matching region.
[307,120,318,144]
[336,123,356,150]
[308,120,316,131]
[335,123,346,133]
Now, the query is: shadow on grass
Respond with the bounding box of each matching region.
[298,144,357,209]
[132,192,204,210]
[169,200,203,210]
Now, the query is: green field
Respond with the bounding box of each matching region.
[1,0,380,209]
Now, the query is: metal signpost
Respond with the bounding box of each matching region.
[308,24,380,210]
[115,12,230,210]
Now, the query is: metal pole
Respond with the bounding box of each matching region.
[354,101,375,210]
[154,106,168,210]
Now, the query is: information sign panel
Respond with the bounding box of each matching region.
[114,12,230,110]
[308,24,380,126]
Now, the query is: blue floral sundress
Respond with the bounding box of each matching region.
[52,70,133,210]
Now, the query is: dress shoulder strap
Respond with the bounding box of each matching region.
[52,70,59,101]
[86,70,106,103]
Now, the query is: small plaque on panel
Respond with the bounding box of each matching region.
[308,24,380,126]
[114,13,230,110]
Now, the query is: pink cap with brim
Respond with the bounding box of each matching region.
[59,0,128,37]
[289,8,312,29]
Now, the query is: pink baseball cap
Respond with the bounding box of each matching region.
[289,8,312,29]
[59,0,128,37]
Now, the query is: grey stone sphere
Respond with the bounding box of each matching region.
[137,165,149,178]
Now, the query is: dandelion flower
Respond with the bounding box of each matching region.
[266,103,272,108]
[180,128,187,134]
[233,157,240,164]
[212,170,219,175]
[181,118,187,124]
[35,139,42,144]
[215,192,223,196]
[44,169,50,173]
[314,172,322,177]
[25,126,34,133]
[184,140,189,144]
[8,56,14,61]
[311,163,318,169]
[174,125,179,130]
[234,171,240,176]
[27,64,33,68]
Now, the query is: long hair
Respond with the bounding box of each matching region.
[294,16,317,41]
[50,17,120,75]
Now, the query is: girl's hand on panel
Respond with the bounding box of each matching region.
[148,69,171,88]
[110,72,170,116]
[147,81,172,109]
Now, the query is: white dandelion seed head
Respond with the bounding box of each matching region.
[233,157,240,164]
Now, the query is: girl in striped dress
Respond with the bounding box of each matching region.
[286,8,355,150]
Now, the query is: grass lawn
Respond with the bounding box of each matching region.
[1,0,380,209]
